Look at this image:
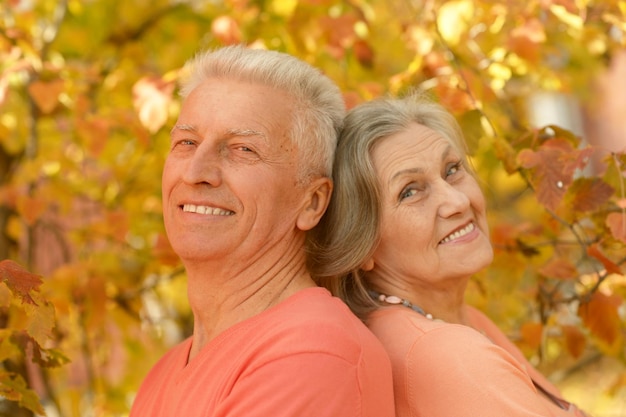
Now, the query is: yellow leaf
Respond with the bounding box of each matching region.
[0,369,45,415]
[0,329,21,362]
[25,299,55,347]
[550,4,583,31]
[271,0,298,18]
[437,0,474,45]
[0,282,11,308]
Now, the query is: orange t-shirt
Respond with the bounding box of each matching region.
[130,287,395,417]
[367,305,589,417]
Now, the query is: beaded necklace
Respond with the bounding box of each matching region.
[369,290,434,320]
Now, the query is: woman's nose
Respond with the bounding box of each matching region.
[437,182,470,218]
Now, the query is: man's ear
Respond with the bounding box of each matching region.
[296,177,332,231]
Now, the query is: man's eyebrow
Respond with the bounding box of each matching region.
[171,124,197,134]
[224,128,267,139]
[170,125,267,140]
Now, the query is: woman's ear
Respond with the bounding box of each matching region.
[361,257,375,271]
[296,177,332,231]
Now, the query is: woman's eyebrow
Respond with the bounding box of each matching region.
[389,144,453,182]
[391,166,424,182]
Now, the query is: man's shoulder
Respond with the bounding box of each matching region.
[256,287,384,359]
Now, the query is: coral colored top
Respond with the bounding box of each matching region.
[366,305,589,417]
[130,287,395,417]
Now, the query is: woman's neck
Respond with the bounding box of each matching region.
[372,279,469,324]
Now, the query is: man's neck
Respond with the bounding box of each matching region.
[183,255,316,362]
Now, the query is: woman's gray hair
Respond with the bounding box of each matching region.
[179,45,345,181]
[308,92,472,319]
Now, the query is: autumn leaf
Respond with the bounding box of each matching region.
[437,0,474,45]
[353,40,374,68]
[507,18,545,63]
[25,300,56,347]
[578,292,622,347]
[587,243,622,275]
[517,138,593,211]
[153,233,180,266]
[520,322,543,350]
[538,257,577,280]
[132,75,175,134]
[0,370,45,416]
[493,136,519,174]
[16,194,48,226]
[76,117,110,158]
[562,325,586,358]
[0,260,42,305]
[568,177,614,212]
[606,212,626,243]
[211,15,242,45]
[27,79,65,114]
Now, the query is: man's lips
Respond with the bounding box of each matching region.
[181,204,234,216]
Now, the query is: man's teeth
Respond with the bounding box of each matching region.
[182,204,233,216]
[440,223,475,244]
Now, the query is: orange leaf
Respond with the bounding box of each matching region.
[569,178,614,212]
[507,18,545,63]
[520,322,543,350]
[538,257,577,280]
[353,40,374,68]
[587,243,622,275]
[76,117,110,157]
[578,292,622,345]
[606,212,626,243]
[16,195,47,226]
[518,139,592,211]
[27,79,64,114]
[561,325,586,358]
[153,233,180,266]
[0,260,43,305]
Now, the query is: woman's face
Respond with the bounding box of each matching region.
[364,122,493,291]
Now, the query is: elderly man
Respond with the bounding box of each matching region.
[129,45,394,417]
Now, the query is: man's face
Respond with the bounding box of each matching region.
[162,78,310,265]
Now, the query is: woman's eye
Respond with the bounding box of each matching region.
[400,187,417,200]
[446,162,462,177]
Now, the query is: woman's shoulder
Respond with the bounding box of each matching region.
[366,307,493,358]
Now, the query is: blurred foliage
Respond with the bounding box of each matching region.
[0,0,625,415]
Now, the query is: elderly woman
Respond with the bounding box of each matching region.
[309,93,588,416]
